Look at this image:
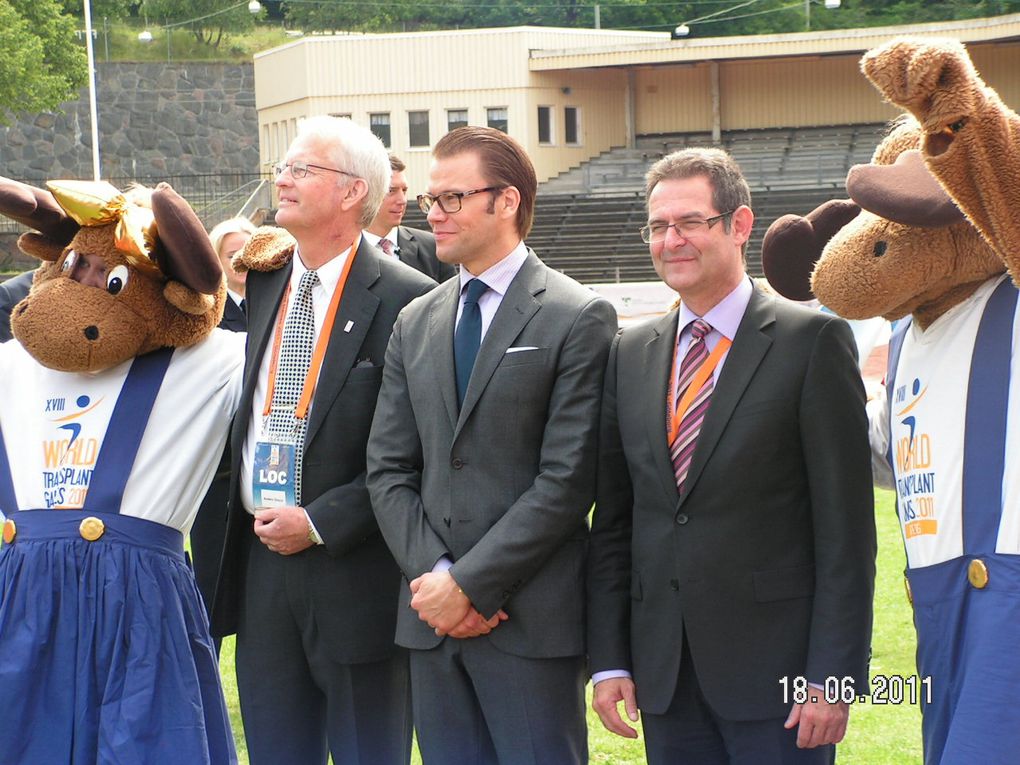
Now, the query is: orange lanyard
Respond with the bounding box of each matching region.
[263,238,360,421]
[667,333,732,444]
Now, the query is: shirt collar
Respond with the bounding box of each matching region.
[292,238,356,295]
[677,276,753,342]
[363,228,398,251]
[458,240,528,298]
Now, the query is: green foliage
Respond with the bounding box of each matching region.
[59,0,139,19]
[0,0,88,125]
[141,0,258,47]
[274,0,1020,36]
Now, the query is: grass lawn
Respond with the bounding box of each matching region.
[218,489,920,764]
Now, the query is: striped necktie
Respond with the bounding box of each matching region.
[670,318,714,493]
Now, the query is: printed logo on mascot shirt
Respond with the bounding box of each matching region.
[42,394,104,508]
[893,377,936,538]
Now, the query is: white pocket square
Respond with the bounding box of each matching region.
[506,346,539,353]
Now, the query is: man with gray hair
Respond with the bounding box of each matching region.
[587,147,876,764]
[211,115,435,764]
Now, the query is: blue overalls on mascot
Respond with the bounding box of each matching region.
[0,178,243,764]
[761,37,1020,765]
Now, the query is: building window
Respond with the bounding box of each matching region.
[486,107,508,133]
[370,113,391,147]
[564,107,580,145]
[408,110,430,147]
[447,109,468,132]
[537,106,552,145]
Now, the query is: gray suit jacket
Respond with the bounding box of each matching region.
[588,286,876,720]
[367,251,617,659]
[396,226,456,283]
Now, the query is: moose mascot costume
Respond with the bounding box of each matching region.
[0,178,242,764]
[763,38,1020,765]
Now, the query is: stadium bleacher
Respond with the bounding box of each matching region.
[403,123,884,284]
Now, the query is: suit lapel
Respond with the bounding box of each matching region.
[454,252,543,439]
[642,310,684,503]
[678,288,775,505]
[231,261,292,460]
[397,227,421,271]
[428,278,461,432]
[304,239,381,448]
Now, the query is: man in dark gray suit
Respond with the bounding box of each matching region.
[0,270,33,342]
[587,148,876,764]
[365,154,456,283]
[367,127,617,765]
[210,116,435,765]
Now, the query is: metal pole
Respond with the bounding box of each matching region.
[594,4,601,29]
[82,0,101,180]
[805,0,810,30]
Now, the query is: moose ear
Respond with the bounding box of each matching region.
[17,232,67,263]
[0,177,79,245]
[761,200,861,302]
[847,150,965,228]
[150,183,222,294]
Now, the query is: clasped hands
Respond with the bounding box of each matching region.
[409,571,508,639]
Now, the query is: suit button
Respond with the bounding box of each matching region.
[675,513,689,525]
[670,579,679,591]
[452,458,464,469]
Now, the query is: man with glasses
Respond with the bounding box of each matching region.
[211,115,435,765]
[367,126,617,764]
[587,148,876,764]
[364,154,456,282]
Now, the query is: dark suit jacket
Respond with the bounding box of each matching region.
[588,286,876,721]
[210,236,436,665]
[396,226,456,283]
[0,271,34,343]
[367,251,617,659]
[190,296,246,621]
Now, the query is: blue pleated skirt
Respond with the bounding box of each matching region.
[0,510,237,765]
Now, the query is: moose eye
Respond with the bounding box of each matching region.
[106,265,129,295]
[61,250,77,272]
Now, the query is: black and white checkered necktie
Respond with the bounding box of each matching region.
[266,268,318,503]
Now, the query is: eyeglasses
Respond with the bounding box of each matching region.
[639,211,735,244]
[417,187,505,215]
[273,160,356,180]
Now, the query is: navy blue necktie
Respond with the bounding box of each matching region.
[454,278,489,407]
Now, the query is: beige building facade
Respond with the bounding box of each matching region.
[253,15,1020,194]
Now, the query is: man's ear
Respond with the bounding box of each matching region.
[500,186,520,220]
[731,205,754,245]
[341,178,369,211]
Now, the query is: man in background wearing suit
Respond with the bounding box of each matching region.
[364,154,456,282]
[189,216,257,645]
[0,270,34,342]
[588,148,876,765]
[211,116,435,765]
[367,126,617,765]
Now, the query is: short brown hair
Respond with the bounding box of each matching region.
[645,147,751,218]
[433,127,537,238]
[388,154,406,173]
[645,147,752,255]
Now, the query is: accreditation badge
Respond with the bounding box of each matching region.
[252,440,296,508]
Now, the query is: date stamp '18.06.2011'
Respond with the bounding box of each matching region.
[779,675,932,706]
